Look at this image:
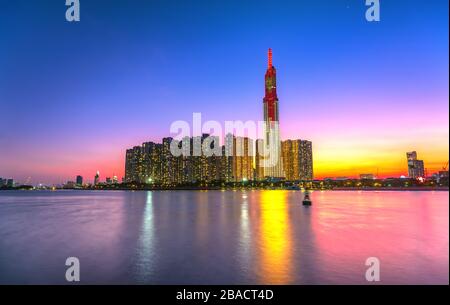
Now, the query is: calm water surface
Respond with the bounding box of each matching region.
[0,190,448,284]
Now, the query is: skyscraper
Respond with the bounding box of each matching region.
[76,175,83,186]
[281,140,313,181]
[94,171,100,185]
[299,140,313,180]
[255,139,265,180]
[262,48,284,178]
[125,146,145,183]
[224,133,235,182]
[233,136,253,182]
[407,151,425,178]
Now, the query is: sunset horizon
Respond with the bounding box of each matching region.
[1,1,448,185]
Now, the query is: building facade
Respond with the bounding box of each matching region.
[407,151,425,178]
[281,139,313,181]
[124,134,239,184]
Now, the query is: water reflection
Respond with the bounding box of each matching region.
[135,191,155,282]
[0,190,447,284]
[258,190,293,284]
[238,191,251,274]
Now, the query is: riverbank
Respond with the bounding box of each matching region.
[1,186,448,191]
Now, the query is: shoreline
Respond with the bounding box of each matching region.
[1,187,448,192]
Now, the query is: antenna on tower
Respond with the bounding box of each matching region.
[268,48,273,68]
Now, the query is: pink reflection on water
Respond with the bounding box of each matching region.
[309,191,449,284]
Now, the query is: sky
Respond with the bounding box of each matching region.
[0,0,448,184]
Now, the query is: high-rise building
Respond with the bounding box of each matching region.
[262,48,284,178]
[407,151,425,178]
[125,146,146,183]
[94,171,100,185]
[76,175,83,186]
[233,136,253,182]
[299,140,313,180]
[6,179,13,188]
[125,148,134,182]
[224,133,235,182]
[142,141,162,183]
[281,140,313,181]
[162,137,174,185]
[255,139,265,180]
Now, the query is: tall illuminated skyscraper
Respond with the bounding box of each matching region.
[407,151,425,178]
[262,48,284,178]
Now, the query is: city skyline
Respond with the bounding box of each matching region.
[123,48,314,186]
[0,1,448,185]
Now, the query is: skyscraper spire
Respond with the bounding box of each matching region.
[262,48,284,178]
[268,48,272,68]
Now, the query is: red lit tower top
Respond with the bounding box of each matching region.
[263,48,279,123]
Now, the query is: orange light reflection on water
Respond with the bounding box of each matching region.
[258,190,293,284]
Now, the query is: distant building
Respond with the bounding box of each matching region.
[438,170,449,178]
[106,177,112,184]
[113,175,118,184]
[76,175,83,186]
[94,171,100,185]
[64,181,75,189]
[6,179,14,187]
[407,151,425,178]
[360,174,375,180]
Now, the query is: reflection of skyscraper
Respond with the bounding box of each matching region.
[407,151,425,178]
[262,49,284,178]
